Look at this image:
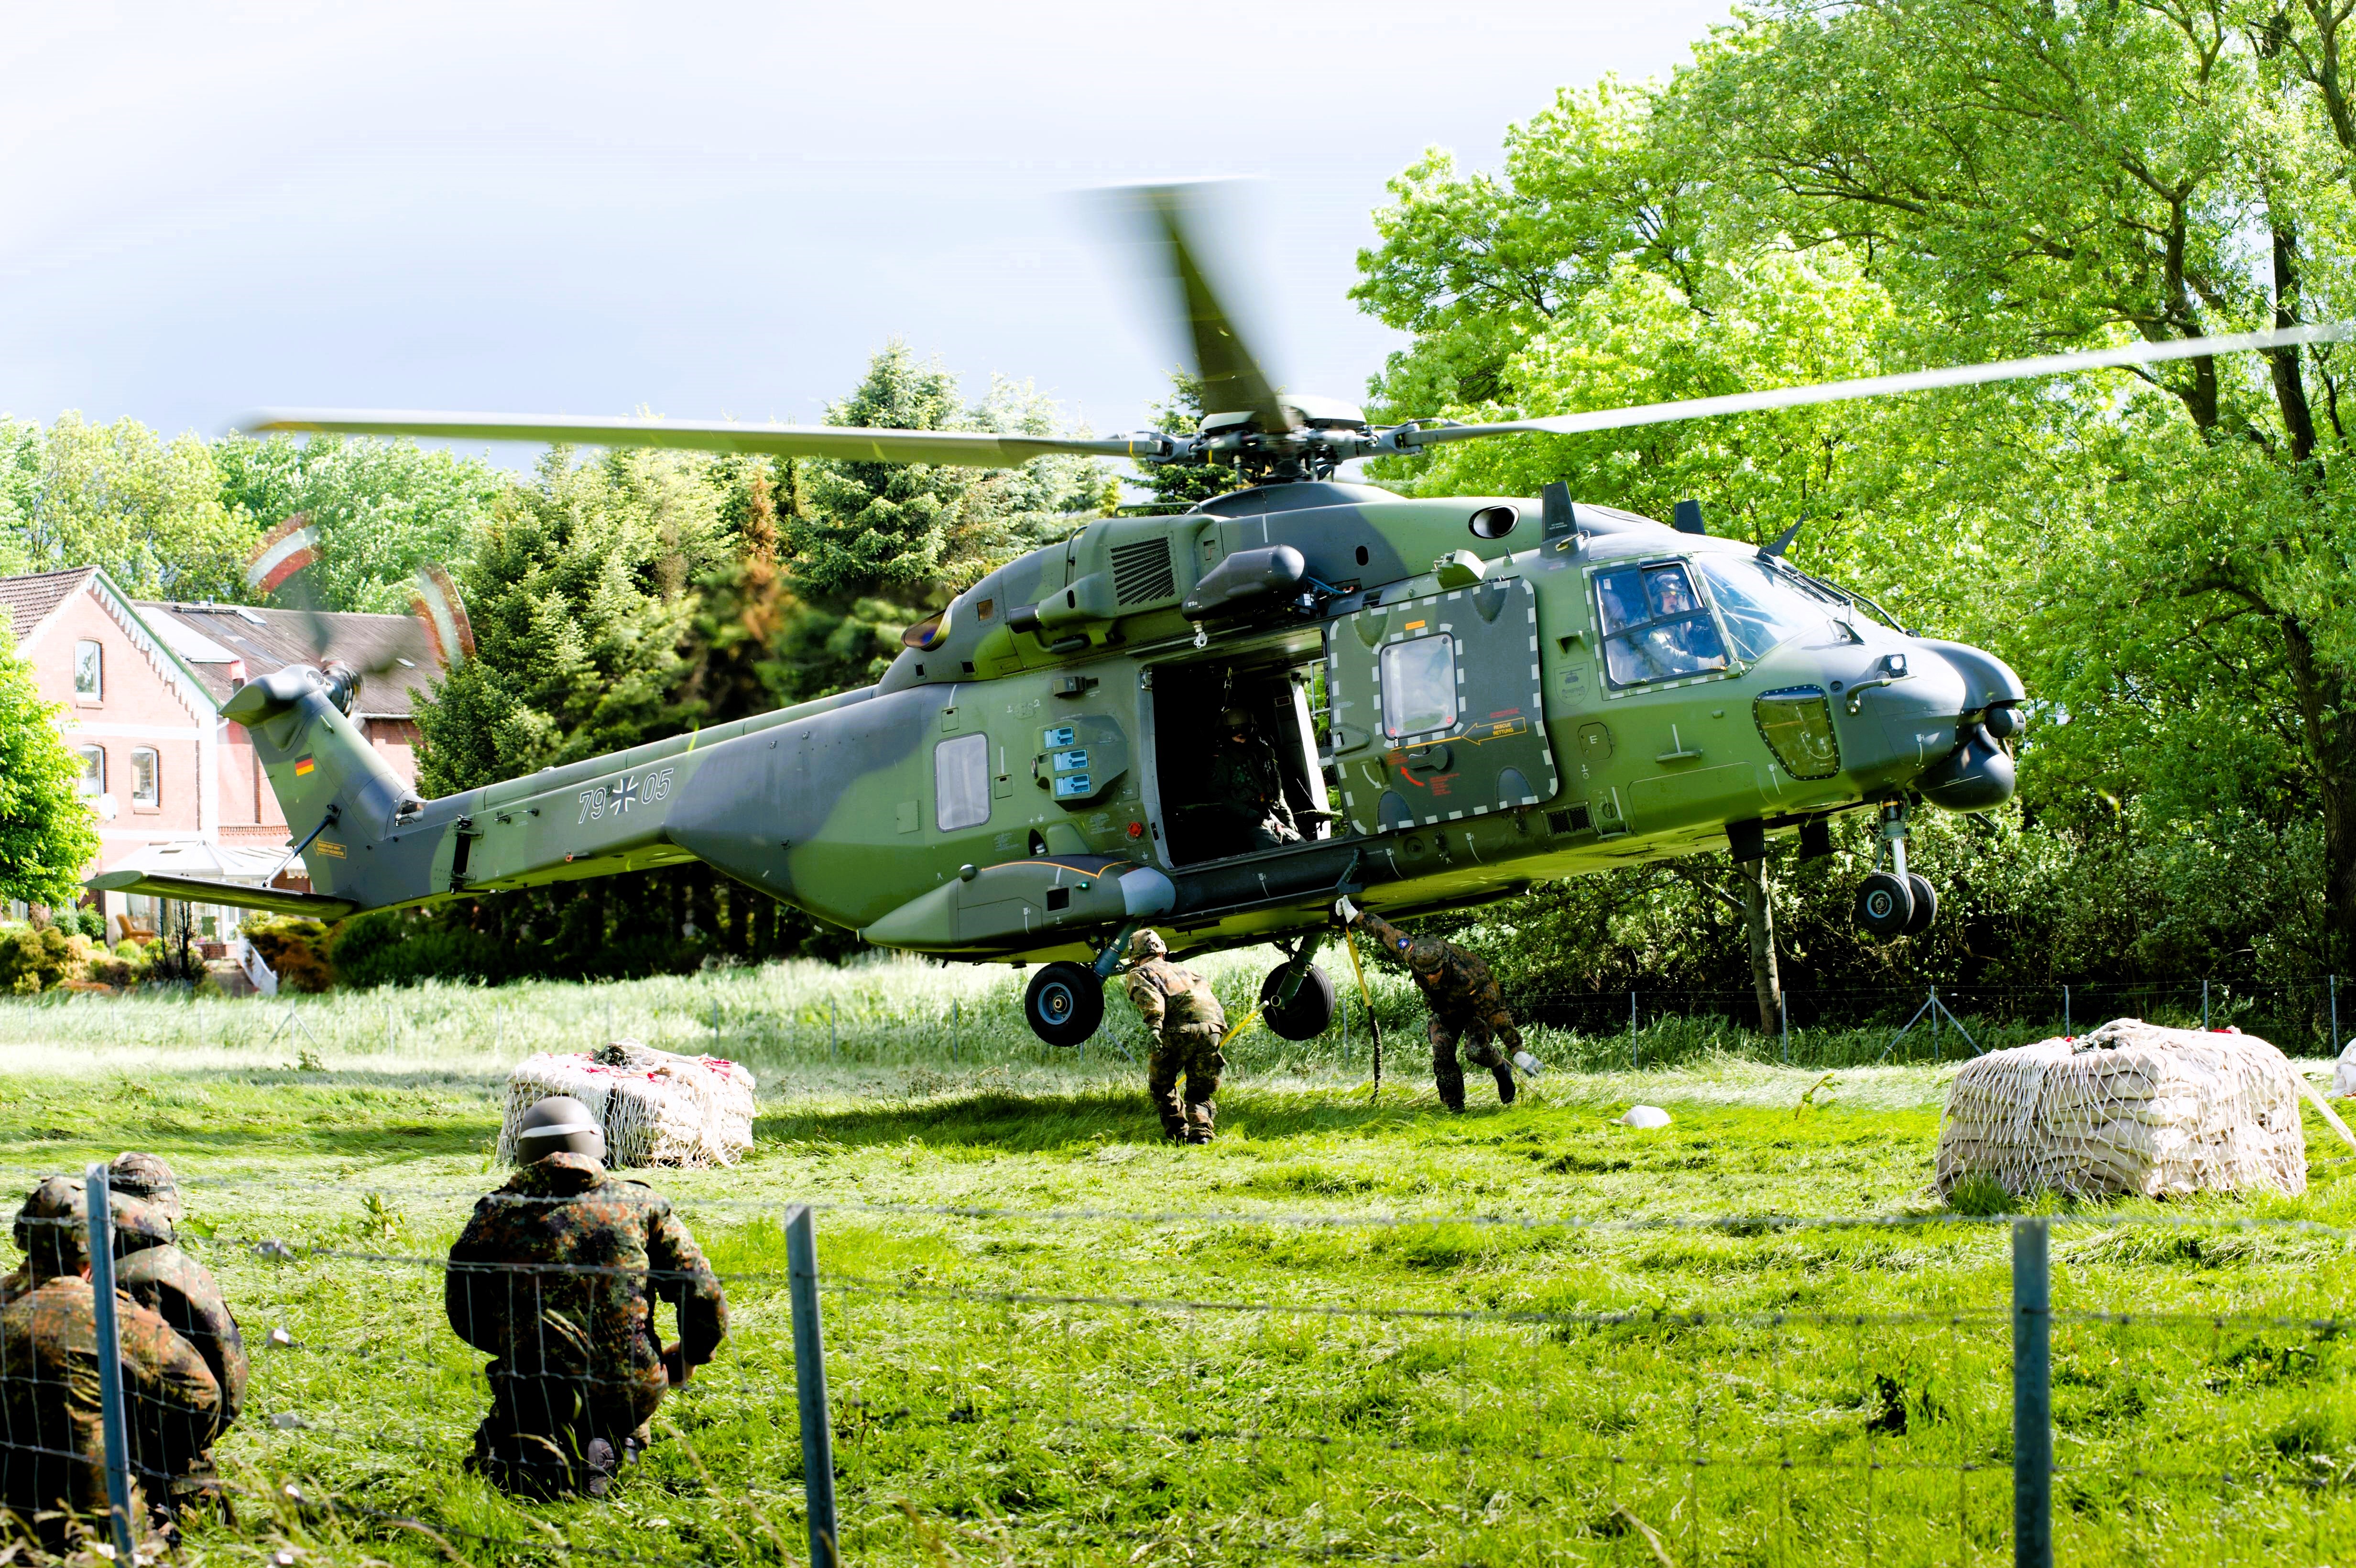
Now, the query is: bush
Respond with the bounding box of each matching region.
[0,924,80,993]
[244,916,335,993]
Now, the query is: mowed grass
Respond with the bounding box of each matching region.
[2,958,2354,1565]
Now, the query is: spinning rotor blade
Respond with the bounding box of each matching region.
[1115,184,1293,433]
[245,514,466,683]
[1410,322,2356,448]
[235,411,1155,468]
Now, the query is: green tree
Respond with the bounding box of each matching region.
[0,626,100,907]
[0,413,249,599]
[414,446,721,795]
[1664,0,2356,972]
[213,432,509,612]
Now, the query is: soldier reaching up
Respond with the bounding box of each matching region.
[1335,896,1543,1112]
[445,1097,728,1498]
[1118,928,1228,1144]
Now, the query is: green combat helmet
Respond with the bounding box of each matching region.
[108,1152,182,1223]
[13,1177,89,1278]
[1126,928,1167,963]
[513,1096,606,1166]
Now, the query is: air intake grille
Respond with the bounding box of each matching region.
[1548,803,1593,836]
[1111,537,1177,605]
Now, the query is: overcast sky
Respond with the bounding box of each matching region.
[1,2,1731,457]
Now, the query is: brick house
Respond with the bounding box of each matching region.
[0,566,442,938]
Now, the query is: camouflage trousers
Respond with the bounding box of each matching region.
[1147,1023,1226,1143]
[1429,1010,1524,1112]
[469,1361,666,1498]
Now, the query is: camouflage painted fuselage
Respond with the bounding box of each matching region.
[135,482,2024,968]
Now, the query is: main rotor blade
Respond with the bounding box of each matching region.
[1410,322,2356,446]
[236,410,1156,468]
[1123,185,1294,433]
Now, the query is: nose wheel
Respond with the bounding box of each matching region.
[1854,802,1938,940]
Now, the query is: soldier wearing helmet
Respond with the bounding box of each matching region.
[0,1178,221,1550]
[1334,896,1543,1112]
[1205,703,1299,854]
[1118,928,1228,1143]
[445,1096,729,1497]
[89,1153,247,1519]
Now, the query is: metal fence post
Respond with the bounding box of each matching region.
[1779,993,1789,1065]
[785,1204,840,1567]
[2203,979,2211,1030]
[2012,1217,2052,1568]
[2063,984,2070,1038]
[2333,974,2339,1055]
[84,1164,136,1561]
[1630,990,1638,1070]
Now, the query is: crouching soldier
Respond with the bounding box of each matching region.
[1336,895,1542,1112]
[103,1153,247,1518]
[0,1179,221,1553]
[1118,929,1227,1144]
[446,1098,729,1498]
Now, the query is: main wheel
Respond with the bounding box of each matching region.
[1853,871,1915,939]
[1024,961,1103,1046]
[1259,964,1337,1041]
[1902,872,1939,935]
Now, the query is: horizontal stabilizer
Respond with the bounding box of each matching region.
[87,871,358,921]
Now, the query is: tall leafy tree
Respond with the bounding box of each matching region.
[0,626,99,907]
[0,413,248,599]
[213,432,508,612]
[1666,0,2356,974]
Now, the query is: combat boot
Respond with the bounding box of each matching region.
[1434,1064,1466,1112]
[1492,1063,1516,1105]
[1184,1101,1217,1145]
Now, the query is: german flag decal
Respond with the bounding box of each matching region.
[294,755,316,777]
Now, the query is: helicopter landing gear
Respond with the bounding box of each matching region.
[1854,800,1936,940]
[1024,961,1103,1046]
[1259,935,1336,1040]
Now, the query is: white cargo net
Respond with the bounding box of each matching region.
[498,1038,757,1169]
[1935,1018,2306,1201]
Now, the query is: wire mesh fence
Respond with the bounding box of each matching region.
[6,1172,2355,1565]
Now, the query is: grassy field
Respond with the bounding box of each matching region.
[2,955,2353,1566]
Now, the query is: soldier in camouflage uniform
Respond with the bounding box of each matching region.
[1205,708,1299,854]
[0,1179,221,1553]
[1336,896,1543,1112]
[445,1097,729,1498]
[102,1154,246,1517]
[1119,929,1227,1143]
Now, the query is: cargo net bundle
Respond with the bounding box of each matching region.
[496,1038,756,1168]
[1935,1017,2307,1201]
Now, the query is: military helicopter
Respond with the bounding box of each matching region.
[95,187,2348,1046]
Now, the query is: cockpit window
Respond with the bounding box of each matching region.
[1594,562,1730,686]
[1691,555,1843,663]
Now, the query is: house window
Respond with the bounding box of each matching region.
[130,749,160,807]
[76,747,104,796]
[74,640,102,700]
[934,733,991,832]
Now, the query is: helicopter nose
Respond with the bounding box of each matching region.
[1906,640,2027,812]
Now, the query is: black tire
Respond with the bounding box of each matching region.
[1903,873,1938,936]
[1024,962,1103,1047]
[1259,964,1337,1041]
[1854,871,1915,938]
